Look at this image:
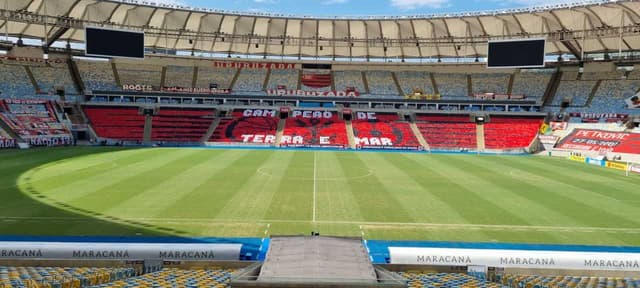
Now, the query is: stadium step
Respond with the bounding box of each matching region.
[275,117,286,147]
[144,115,152,144]
[409,122,430,151]
[345,120,356,149]
[476,123,485,151]
[202,117,222,143]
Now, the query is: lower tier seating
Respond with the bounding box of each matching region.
[89,268,235,288]
[282,113,348,147]
[484,117,542,150]
[84,106,145,141]
[151,109,215,142]
[0,266,136,288]
[0,100,71,140]
[400,272,500,288]
[209,110,279,144]
[416,116,477,149]
[352,113,420,148]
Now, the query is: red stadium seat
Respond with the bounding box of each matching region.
[282,112,348,147]
[351,113,420,148]
[415,115,477,149]
[209,110,279,144]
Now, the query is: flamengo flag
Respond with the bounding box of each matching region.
[301,73,332,88]
[626,92,640,109]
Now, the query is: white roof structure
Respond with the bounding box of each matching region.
[1,0,639,59]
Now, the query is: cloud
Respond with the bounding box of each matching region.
[390,0,449,10]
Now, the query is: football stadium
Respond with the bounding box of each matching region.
[0,0,640,287]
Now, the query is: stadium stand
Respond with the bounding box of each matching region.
[30,64,78,95]
[116,63,162,87]
[233,69,267,92]
[415,115,477,149]
[151,109,215,142]
[433,73,468,99]
[209,110,279,144]
[0,64,36,98]
[76,60,120,92]
[351,113,421,149]
[84,106,145,141]
[395,71,435,95]
[164,66,195,88]
[0,99,71,141]
[499,274,640,288]
[0,266,136,288]
[399,272,500,288]
[365,71,399,97]
[281,111,348,147]
[589,79,640,114]
[483,117,542,150]
[195,66,237,89]
[334,71,366,93]
[552,80,598,107]
[266,69,299,90]
[510,70,553,100]
[471,73,510,95]
[89,268,235,288]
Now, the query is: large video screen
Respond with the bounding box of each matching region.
[487,39,545,68]
[85,27,144,59]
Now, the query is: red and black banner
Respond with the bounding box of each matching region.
[301,73,332,88]
[557,129,640,154]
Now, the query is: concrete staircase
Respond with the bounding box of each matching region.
[201,117,221,143]
[143,115,153,144]
[274,117,286,147]
[409,122,430,150]
[476,124,485,151]
[345,120,356,149]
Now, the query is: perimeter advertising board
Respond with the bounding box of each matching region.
[0,242,241,261]
[389,247,640,271]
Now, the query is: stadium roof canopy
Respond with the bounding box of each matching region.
[1,0,640,60]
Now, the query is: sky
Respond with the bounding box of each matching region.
[147,0,583,17]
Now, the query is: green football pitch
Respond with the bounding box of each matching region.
[1,147,639,246]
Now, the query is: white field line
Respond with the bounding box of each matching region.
[2,216,640,233]
[313,151,317,223]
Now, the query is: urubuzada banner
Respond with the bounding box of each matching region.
[266,90,359,97]
[212,61,295,70]
[0,139,15,149]
[557,129,640,154]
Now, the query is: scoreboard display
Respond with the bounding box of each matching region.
[85,27,145,59]
[487,39,545,68]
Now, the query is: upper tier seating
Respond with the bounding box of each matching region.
[76,60,120,92]
[0,100,70,139]
[267,69,299,90]
[151,109,215,142]
[471,73,510,94]
[195,66,237,89]
[552,80,598,107]
[209,110,279,144]
[88,268,235,288]
[581,71,624,81]
[500,274,640,288]
[352,113,420,148]
[0,64,36,98]
[415,115,477,149]
[484,117,542,150]
[116,63,162,87]
[365,71,399,96]
[233,69,267,92]
[400,272,500,288]
[0,266,136,288]
[589,79,640,114]
[511,70,553,100]
[84,106,145,141]
[334,71,366,93]
[301,69,332,92]
[282,112,348,147]
[164,66,194,88]
[433,73,468,99]
[30,64,78,95]
[396,71,435,95]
